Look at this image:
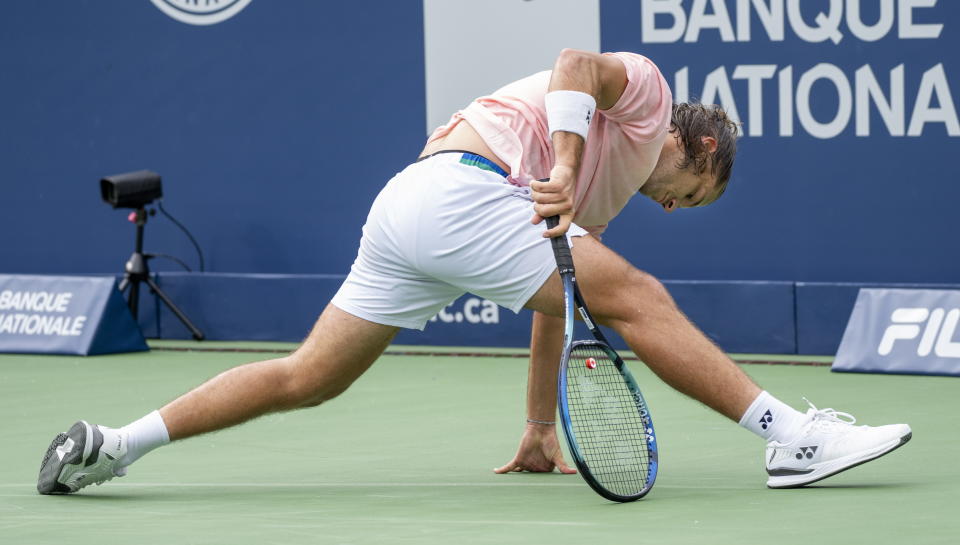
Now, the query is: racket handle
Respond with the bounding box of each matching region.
[545,216,575,275]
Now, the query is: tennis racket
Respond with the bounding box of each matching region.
[545,216,658,502]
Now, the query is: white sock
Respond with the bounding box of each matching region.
[118,410,171,467]
[738,391,808,443]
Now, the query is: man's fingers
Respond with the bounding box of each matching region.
[530,176,573,231]
[541,216,572,238]
[494,458,557,473]
[552,451,577,474]
[542,227,564,238]
[533,202,572,221]
[532,192,568,205]
[530,179,563,193]
[531,207,571,230]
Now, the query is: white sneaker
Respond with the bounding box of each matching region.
[37,421,128,495]
[765,402,912,488]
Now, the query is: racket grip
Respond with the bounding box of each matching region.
[545,216,575,274]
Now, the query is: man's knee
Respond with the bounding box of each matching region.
[598,267,677,324]
[281,353,354,409]
[631,269,675,308]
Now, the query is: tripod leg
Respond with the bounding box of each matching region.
[145,276,206,341]
[127,277,140,319]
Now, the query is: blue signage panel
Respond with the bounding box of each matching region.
[395,294,534,349]
[394,280,795,353]
[599,0,959,284]
[0,275,148,356]
[0,1,426,279]
[833,288,960,376]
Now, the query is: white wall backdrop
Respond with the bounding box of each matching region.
[423,0,601,133]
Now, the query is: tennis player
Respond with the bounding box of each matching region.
[38,49,910,494]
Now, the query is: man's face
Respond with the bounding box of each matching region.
[640,135,721,213]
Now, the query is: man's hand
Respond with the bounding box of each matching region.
[494,422,577,474]
[530,164,576,238]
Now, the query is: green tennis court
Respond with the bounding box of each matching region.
[1,341,956,544]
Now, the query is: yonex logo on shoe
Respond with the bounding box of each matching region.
[796,446,818,460]
[759,410,773,430]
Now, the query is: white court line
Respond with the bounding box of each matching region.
[1,482,746,488]
[263,519,596,527]
[0,512,595,528]
[0,481,582,488]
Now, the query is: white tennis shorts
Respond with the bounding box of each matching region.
[331,152,588,330]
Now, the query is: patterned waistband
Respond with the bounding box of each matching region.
[416,150,508,177]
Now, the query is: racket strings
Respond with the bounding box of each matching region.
[567,344,652,496]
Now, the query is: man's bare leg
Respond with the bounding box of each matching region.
[36,304,400,494]
[525,235,759,421]
[520,236,911,488]
[499,235,768,475]
[161,304,399,440]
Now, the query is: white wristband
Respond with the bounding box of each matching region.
[544,90,596,141]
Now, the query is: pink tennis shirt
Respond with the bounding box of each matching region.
[426,52,673,237]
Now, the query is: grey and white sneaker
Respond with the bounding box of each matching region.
[766,402,912,488]
[37,421,128,495]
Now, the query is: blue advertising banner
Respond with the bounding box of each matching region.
[833,288,960,376]
[1,2,956,354]
[2,1,955,287]
[599,0,959,284]
[394,280,796,353]
[0,275,148,356]
[0,1,426,279]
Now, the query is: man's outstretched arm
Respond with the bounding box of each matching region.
[495,310,575,474]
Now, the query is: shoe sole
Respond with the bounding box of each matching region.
[767,431,912,489]
[37,421,96,495]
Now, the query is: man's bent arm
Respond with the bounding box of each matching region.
[549,49,628,112]
[533,49,628,237]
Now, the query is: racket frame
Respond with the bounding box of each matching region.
[547,217,659,502]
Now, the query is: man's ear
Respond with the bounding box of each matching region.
[701,135,718,154]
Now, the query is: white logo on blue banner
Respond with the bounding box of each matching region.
[635,0,958,139]
[150,0,252,26]
[0,275,148,356]
[429,297,500,325]
[833,288,960,376]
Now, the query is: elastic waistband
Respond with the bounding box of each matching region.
[416,150,508,177]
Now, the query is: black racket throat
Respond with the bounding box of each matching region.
[544,215,611,346]
[570,280,611,346]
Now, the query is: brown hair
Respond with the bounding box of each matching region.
[670,103,739,200]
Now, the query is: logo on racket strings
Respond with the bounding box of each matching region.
[585,357,597,369]
[149,0,253,26]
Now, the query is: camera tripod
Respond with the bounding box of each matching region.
[118,207,205,340]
